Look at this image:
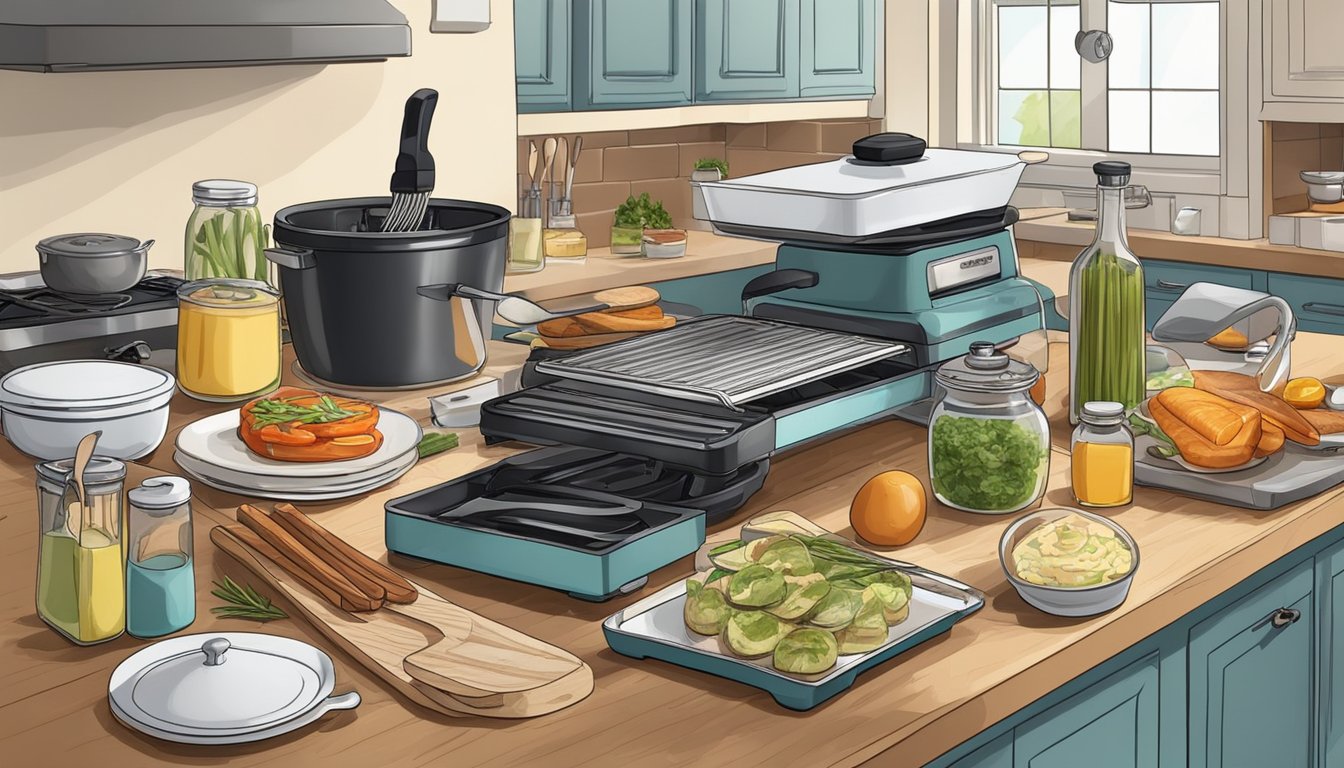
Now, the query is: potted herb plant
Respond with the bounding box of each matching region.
[611,193,687,257]
[639,196,687,259]
[690,157,728,230]
[611,194,648,255]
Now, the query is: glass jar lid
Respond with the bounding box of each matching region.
[935,341,1040,394]
[192,179,259,207]
[38,456,127,486]
[129,476,192,511]
[36,233,148,259]
[1080,401,1126,426]
[178,278,279,308]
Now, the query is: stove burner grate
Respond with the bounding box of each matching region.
[0,288,133,315]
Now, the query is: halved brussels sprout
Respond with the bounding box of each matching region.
[834,597,889,654]
[727,564,787,608]
[757,538,815,577]
[721,610,793,658]
[707,540,753,572]
[744,535,787,563]
[767,577,832,621]
[773,628,839,674]
[684,580,734,635]
[805,586,864,629]
[863,582,911,625]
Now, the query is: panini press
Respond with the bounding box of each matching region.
[386,208,1054,600]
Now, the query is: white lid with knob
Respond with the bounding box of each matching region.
[128,476,192,510]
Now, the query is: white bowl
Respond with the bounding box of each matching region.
[0,360,174,461]
[998,507,1139,617]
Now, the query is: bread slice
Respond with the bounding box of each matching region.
[573,312,676,334]
[535,331,643,350]
[593,285,660,311]
[1302,409,1344,435]
[1192,370,1319,445]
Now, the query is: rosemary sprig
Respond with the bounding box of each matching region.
[211,576,287,621]
[248,395,361,429]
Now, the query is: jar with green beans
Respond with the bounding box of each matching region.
[1068,162,1146,425]
[184,180,272,285]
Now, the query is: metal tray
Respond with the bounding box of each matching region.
[602,558,984,710]
[1135,437,1344,510]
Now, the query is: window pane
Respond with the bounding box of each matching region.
[1152,3,1219,89]
[1000,90,1051,147]
[999,6,1049,88]
[1049,5,1081,89]
[1109,91,1150,153]
[1107,1,1150,89]
[1050,90,1082,148]
[1152,90,1219,155]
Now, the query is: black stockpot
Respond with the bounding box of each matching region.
[269,197,511,388]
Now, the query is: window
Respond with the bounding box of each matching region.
[989,0,1220,157]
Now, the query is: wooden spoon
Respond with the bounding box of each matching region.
[71,431,100,508]
[539,137,558,197]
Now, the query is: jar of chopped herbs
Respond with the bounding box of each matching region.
[928,342,1051,514]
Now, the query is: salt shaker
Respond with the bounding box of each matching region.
[126,477,196,638]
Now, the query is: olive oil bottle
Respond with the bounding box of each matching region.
[1068,162,1146,425]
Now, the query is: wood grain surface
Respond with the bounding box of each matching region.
[5,257,1344,768]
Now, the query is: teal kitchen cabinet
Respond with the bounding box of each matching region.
[949,732,1013,768]
[1267,272,1344,335]
[1012,653,1160,768]
[573,0,693,109]
[515,0,572,113]
[1318,538,1344,767]
[1188,559,1315,768]
[694,0,800,102]
[799,0,876,98]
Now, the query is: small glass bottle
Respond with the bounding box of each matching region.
[1071,401,1135,508]
[1068,162,1146,424]
[35,457,127,646]
[185,180,272,285]
[127,477,196,638]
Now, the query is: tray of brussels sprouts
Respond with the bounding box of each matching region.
[602,512,984,710]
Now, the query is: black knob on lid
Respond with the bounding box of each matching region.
[852,133,927,165]
[1094,161,1132,187]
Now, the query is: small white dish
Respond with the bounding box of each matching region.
[429,377,499,428]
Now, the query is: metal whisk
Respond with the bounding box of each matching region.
[382,88,439,233]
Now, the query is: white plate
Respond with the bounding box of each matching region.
[180,451,417,501]
[174,449,417,495]
[175,406,422,478]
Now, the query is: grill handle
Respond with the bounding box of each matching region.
[741,269,819,315]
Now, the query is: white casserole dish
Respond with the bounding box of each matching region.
[694,137,1046,238]
[0,360,174,461]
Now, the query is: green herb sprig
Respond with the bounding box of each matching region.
[248,395,361,429]
[211,576,288,621]
[1128,413,1178,458]
[613,192,673,229]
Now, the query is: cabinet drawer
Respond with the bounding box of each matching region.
[1188,559,1314,768]
[1142,259,1254,300]
[1267,272,1344,334]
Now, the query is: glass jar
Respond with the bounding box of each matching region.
[127,477,195,638]
[929,342,1051,515]
[1068,162,1146,424]
[508,190,545,274]
[176,278,282,402]
[544,210,588,263]
[35,457,127,645]
[185,180,272,285]
[1070,401,1135,508]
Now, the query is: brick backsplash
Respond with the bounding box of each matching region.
[518,118,880,248]
[1268,122,1344,215]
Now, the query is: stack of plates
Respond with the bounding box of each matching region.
[174,407,423,501]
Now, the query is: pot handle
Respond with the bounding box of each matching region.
[265,246,315,271]
[417,283,506,303]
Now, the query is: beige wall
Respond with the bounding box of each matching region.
[0,0,518,274]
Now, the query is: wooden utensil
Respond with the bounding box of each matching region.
[70,431,100,508]
[211,526,593,718]
[554,136,568,200]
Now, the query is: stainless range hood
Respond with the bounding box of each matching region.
[0,0,411,72]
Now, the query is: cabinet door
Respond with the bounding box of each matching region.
[1319,539,1344,767]
[1267,272,1344,335]
[1013,652,1160,768]
[573,0,693,109]
[1268,0,1344,101]
[1189,560,1315,768]
[695,0,800,102]
[515,0,572,112]
[950,731,1013,768]
[799,0,875,98]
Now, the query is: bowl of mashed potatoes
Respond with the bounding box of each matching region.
[998,507,1139,617]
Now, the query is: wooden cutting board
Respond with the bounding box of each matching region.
[211,526,594,718]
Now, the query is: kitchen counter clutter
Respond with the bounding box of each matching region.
[7,256,1344,766]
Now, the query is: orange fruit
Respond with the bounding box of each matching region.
[1284,377,1326,409]
[849,471,927,547]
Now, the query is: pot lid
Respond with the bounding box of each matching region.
[935,341,1039,393]
[36,233,148,258]
[178,278,280,308]
[0,359,175,411]
[108,633,335,736]
[38,455,127,486]
[703,140,1022,199]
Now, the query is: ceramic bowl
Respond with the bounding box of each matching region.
[998,506,1139,617]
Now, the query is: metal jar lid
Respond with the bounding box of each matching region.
[192,179,259,207]
[36,233,149,259]
[935,341,1040,394]
[1080,401,1126,426]
[37,456,128,487]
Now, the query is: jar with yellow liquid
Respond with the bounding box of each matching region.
[35,457,127,645]
[176,278,281,402]
[1071,401,1135,508]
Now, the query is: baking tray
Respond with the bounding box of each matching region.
[602,558,984,710]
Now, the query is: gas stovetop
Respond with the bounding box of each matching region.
[0,274,181,328]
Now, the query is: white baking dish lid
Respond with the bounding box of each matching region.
[703,148,1024,199]
[0,360,174,411]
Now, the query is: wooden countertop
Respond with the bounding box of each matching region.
[6,259,1344,768]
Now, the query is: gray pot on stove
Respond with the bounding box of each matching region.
[267,197,511,388]
[37,233,152,295]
